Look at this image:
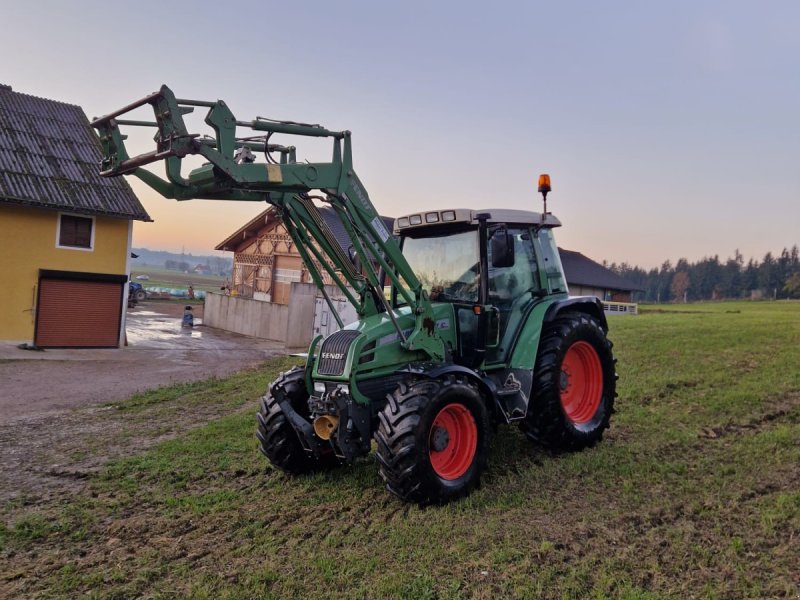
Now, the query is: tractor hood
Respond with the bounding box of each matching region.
[310,304,457,386]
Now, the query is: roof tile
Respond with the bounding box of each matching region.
[0,86,150,221]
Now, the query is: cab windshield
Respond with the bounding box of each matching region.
[396,229,480,305]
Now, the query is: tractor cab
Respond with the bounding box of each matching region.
[393,208,567,368]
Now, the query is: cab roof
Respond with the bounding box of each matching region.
[393,208,561,234]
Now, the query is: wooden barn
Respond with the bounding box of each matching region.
[215,206,393,304]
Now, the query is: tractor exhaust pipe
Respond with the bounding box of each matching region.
[313,415,339,440]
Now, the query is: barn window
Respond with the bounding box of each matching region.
[57,214,94,250]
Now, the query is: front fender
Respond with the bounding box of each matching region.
[401,363,500,423]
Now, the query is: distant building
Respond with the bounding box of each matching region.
[0,84,150,347]
[559,249,642,303]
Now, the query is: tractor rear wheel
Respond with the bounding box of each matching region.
[134,289,146,302]
[375,375,491,505]
[521,312,616,451]
[256,367,336,474]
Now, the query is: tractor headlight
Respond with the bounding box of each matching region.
[313,381,326,395]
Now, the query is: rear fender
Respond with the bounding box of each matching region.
[508,296,607,386]
[544,296,608,331]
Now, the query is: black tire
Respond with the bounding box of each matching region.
[134,289,146,302]
[521,312,616,451]
[256,367,336,474]
[375,375,491,505]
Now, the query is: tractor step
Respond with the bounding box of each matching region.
[496,385,527,422]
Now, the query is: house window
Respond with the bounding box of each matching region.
[57,214,94,250]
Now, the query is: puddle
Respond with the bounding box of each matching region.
[126,313,208,349]
[122,306,283,354]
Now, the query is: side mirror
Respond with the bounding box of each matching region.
[491,230,515,268]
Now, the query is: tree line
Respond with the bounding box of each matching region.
[604,246,800,303]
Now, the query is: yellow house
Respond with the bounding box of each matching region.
[0,84,150,347]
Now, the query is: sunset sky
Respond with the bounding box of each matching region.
[3,1,798,268]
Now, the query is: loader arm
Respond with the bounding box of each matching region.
[91,85,444,360]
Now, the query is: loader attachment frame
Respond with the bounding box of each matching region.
[91,85,444,360]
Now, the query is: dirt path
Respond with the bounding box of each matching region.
[0,391,261,508]
[0,301,286,506]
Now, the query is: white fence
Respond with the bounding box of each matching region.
[602,301,638,315]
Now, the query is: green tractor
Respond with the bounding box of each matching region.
[92,86,617,504]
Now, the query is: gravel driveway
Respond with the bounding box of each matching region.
[0,301,285,424]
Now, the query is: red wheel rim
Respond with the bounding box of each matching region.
[429,403,477,480]
[560,341,603,424]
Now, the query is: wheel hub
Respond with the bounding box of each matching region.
[559,370,570,391]
[428,403,478,481]
[431,425,450,452]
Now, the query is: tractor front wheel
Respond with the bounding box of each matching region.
[521,312,616,451]
[376,375,491,505]
[256,367,337,474]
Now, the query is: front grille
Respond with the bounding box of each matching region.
[317,330,362,376]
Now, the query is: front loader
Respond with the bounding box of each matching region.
[92,86,617,504]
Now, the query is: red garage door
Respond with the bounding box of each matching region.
[35,274,124,348]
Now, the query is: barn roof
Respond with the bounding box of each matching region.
[0,84,150,221]
[215,207,274,251]
[321,208,395,254]
[215,205,394,253]
[559,248,642,292]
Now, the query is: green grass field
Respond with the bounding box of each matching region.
[2,302,799,598]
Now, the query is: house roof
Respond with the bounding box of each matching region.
[215,205,394,253]
[559,248,643,292]
[0,84,150,221]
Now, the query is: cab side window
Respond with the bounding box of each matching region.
[485,226,540,363]
[537,227,568,294]
[487,227,539,308]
